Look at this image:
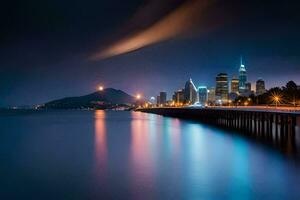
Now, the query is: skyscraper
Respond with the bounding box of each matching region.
[173,89,184,104]
[159,92,167,105]
[207,87,216,103]
[238,57,247,93]
[240,82,253,97]
[231,76,239,94]
[184,78,198,104]
[256,79,266,95]
[216,73,229,102]
[156,95,160,105]
[198,86,208,105]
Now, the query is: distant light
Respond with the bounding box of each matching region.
[98,86,104,91]
[274,96,280,102]
[150,96,155,101]
[136,94,141,100]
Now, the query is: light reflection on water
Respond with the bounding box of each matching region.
[1,110,300,199]
[94,110,107,180]
[92,111,300,199]
[130,112,155,199]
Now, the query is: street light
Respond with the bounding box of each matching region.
[273,96,280,108]
[228,100,232,107]
[271,92,282,109]
[136,94,141,100]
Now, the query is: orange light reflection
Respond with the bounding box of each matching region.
[94,110,107,177]
[130,112,155,199]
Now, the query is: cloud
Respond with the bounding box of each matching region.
[90,0,217,60]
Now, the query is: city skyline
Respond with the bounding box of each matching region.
[2,56,300,106]
[149,58,276,104]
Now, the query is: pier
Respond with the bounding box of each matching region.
[138,107,300,154]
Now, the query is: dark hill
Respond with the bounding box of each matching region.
[43,88,136,109]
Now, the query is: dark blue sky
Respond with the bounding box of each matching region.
[1,0,300,106]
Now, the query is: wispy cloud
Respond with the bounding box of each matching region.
[90,0,217,60]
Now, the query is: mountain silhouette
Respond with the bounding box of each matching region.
[43,88,136,109]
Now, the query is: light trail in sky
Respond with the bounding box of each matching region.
[90,0,215,60]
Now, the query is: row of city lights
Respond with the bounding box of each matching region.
[98,84,284,108]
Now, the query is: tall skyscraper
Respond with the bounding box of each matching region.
[184,78,198,104]
[198,86,208,105]
[159,92,167,105]
[256,78,266,95]
[207,87,216,103]
[231,76,239,94]
[216,73,229,102]
[238,57,247,93]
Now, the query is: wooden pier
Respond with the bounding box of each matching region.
[138,108,300,153]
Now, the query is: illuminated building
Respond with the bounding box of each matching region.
[238,57,247,93]
[216,73,228,103]
[240,82,252,97]
[173,89,184,104]
[159,92,167,105]
[207,87,216,103]
[231,76,239,94]
[184,78,198,104]
[256,78,266,95]
[156,95,160,105]
[198,86,208,105]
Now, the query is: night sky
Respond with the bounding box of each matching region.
[1,0,300,106]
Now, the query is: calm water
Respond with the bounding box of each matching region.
[1,110,300,199]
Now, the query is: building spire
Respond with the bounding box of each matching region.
[240,56,243,66]
[239,55,245,71]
